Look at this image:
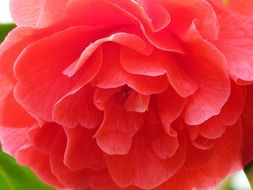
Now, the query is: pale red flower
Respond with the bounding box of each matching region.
[1,0,253,189]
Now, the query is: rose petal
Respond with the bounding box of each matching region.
[95,94,144,155]
[65,33,153,76]
[14,26,102,121]
[0,127,29,156]
[10,0,44,26]
[92,44,169,95]
[199,82,246,139]
[147,122,179,159]
[124,91,150,113]
[0,92,35,128]
[105,128,186,189]
[27,123,60,154]
[36,0,69,27]
[17,147,64,188]
[210,0,253,16]
[120,47,167,76]
[213,7,253,83]
[156,86,186,136]
[53,85,102,128]
[183,142,214,169]
[155,121,243,190]
[137,0,171,31]
[65,0,137,27]
[64,127,106,171]
[93,87,122,111]
[182,25,230,125]
[50,129,95,190]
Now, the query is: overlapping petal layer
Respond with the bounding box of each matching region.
[1,0,253,190]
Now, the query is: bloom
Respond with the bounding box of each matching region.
[1,0,253,189]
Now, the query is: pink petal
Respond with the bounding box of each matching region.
[17,147,63,188]
[95,95,144,155]
[106,0,184,52]
[120,47,167,76]
[210,0,253,16]
[147,122,179,159]
[92,44,169,95]
[64,127,106,171]
[10,0,44,26]
[0,127,29,156]
[0,27,55,82]
[199,83,246,139]
[141,27,184,53]
[183,142,214,169]
[65,0,137,27]
[213,7,253,83]
[10,0,69,27]
[50,129,95,190]
[36,0,69,27]
[53,85,102,128]
[124,91,150,113]
[162,0,219,40]
[155,121,243,190]
[165,57,198,98]
[91,171,139,190]
[137,0,171,31]
[93,87,122,111]
[14,26,102,121]
[27,123,60,154]
[0,92,35,128]
[105,128,187,189]
[156,86,186,136]
[182,25,230,125]
[65,33,152,76]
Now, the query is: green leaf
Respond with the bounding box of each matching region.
[0,149,54,190]
[0,23,16,43]
[244,161,253,189]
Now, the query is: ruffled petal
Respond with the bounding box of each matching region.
[199,83,246,139]
[53,85,102,128]
[17,147,64,188]
[124,91,150,113]
[182,24,230,125]
[92,44,169,95]
[105,128,186,189]
[213,6,253,83]
[156,86,186,136]
[65,33,152,76]
[120,47,167,76]
[27,123,60,154]
[95,94,144,155]
[14,26,103,121]
[64,127,106,171]
[137,0,171,31]
[147,122,179,159]
[155,121,243,190]
[50,129,95,190]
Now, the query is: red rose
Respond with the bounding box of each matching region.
[1,0,253,189]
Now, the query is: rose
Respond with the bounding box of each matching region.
[0,0,253,189]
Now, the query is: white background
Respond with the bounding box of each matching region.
[0,0,13,23]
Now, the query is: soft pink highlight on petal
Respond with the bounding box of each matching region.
[1,0,253,190]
